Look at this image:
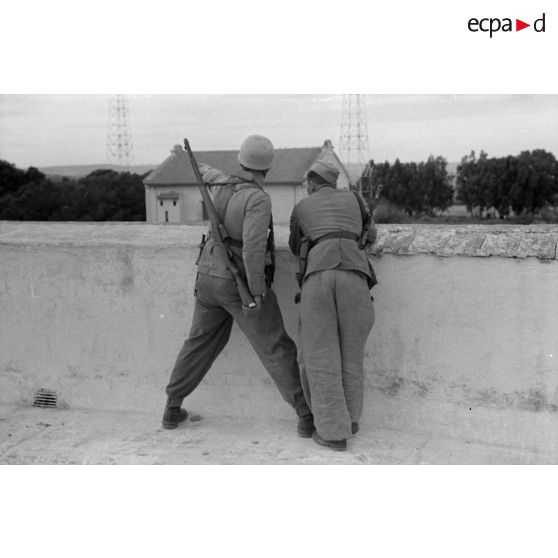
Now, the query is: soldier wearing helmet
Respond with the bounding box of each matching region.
[162,135,314,438]
[289,156,377,451]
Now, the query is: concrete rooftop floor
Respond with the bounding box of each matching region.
[1,404,554,465]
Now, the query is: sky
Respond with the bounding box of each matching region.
[1,94,557,169]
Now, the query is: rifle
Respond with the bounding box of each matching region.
[183,138,256,309]
[359,183,383,249]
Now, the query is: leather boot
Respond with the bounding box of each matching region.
[162,401,188,429]
[297,414,315,438]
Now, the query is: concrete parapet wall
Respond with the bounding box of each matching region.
[1,222,557,456]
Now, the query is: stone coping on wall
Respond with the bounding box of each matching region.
[1,221,557,259]
[371,224,558,260]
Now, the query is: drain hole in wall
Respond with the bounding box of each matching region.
[33,389,58,408]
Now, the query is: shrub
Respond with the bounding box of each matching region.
[373,200,407,224]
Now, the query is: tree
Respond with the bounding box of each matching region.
[456,149,558,218]
[422,156,454,216]
[0,160,146,221]
[0,159,29,197]
[74,169,145,221]
[456,151,492,217]
[14,180,63,220]
[511,150,557,214]
[363,156,454,216]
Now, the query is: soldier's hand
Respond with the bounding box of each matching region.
[243,294,263,316]
[197,162,210,176]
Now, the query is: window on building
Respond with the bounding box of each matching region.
[173,200,177,206]
[160,200,163,206]
[165,211,169,223]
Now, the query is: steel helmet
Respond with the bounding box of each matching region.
[237,135,274,171]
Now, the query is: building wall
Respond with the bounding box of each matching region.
[1,222,557,457]
[146,186,206,223]
[144,186,156,223]
[156,198,180,223]
[146,184,307,224]
[268,184,306,223]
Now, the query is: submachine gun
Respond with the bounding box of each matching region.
[183,138,257,310]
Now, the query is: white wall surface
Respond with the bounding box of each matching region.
[1,222,557,456]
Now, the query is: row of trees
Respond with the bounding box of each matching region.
[359,149,558,218]
[0,160,147,221]
[359,156,455,216]
[455,150,558,218]
[2,149,557,221]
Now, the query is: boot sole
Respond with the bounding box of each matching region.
[297,429,314,438]
[162,415,188,430]
[312,432,347,451]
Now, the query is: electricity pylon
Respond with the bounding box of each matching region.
[107,94,134,169]
[339,94,370,191]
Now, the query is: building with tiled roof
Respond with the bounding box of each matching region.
[143,140,350,224]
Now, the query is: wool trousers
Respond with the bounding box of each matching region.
[165,273,311,418]
[299,269,375,440]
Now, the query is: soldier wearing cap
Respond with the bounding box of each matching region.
[162,135,314,437]
[289,157,377,451]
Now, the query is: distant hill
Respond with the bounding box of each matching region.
[39,164,156,179]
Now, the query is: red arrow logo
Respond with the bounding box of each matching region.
[516,19,530,31]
